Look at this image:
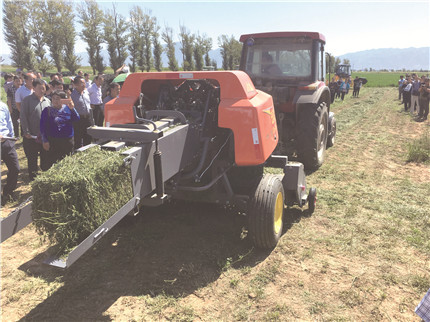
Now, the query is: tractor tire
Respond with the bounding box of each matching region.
[327,113,336,148]
[296,102,328,170]
[248,174,285,249]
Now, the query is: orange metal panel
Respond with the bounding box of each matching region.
[105,71,278,165]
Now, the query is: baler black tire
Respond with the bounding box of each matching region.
[327,115,336,148]
[296,102,328,170]
[308,187,317,214]
[248,174,285,249]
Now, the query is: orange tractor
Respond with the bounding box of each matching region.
[1,71,316,268]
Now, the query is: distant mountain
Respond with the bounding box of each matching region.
[338,47,430,71]
[1,42,223,70]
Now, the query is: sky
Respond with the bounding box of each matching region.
[1,0,430,57]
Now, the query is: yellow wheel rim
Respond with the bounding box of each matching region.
[274,192,283,234]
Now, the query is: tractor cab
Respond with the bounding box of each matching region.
[240,32,326,86]
[335,64,351,79]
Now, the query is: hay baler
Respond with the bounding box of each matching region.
[1,71,316,268]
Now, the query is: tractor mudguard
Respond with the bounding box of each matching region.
[293,84,330,122]
[293,83,330,107]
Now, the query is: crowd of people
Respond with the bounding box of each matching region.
[328,76,363,103]
[398,73,430,122]
[1,68,123,205]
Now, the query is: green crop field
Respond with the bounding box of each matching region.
[328,71,430,88]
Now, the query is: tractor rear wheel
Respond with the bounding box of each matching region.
[296,102,328,170]
[248,174,285,249]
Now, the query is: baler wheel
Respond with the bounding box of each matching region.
[308,187,317,214]
[248,174,285,249]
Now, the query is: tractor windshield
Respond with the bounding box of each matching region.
[242,37,313,80]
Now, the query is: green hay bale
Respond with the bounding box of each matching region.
[31,146,133,253]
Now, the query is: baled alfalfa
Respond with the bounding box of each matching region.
[31,146,133,253]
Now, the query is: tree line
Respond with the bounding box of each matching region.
[2,0,242,75]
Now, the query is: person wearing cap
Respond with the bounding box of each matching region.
[70,76,93,149]
[15,72,35,112]
[0,101,20,205]
[87,75,104,126]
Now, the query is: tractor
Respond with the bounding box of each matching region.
[335,64,351,80]
[1,71,317,268]
[239,32,336,170]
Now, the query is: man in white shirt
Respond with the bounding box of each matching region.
[15,72,36,112]
[87,75,104,126]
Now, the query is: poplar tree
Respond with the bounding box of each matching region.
[104,4,128,71]
[152,19,163,72]
[3,0,35,70]
[128,6,145,73]
[193,34,205,71]
[142,9,155,72]
[162,26,178,71]
[77,0,105,74]
[43,1,69,72]
[60,1,81,74]
[203,35,213,67]
[218,35,242,70]
[179,25,195,71]
[28,0,52,75]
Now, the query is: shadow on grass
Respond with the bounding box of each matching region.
[18,200,311,321]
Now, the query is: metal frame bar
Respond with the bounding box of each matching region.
[44,195,140,269]
[0,199,33,243]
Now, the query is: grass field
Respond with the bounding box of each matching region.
[349,72,430,88]
[1,87,429,320]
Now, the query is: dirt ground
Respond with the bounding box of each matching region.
[1,87,429,321]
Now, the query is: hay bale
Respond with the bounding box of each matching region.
[31,146,133,253]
